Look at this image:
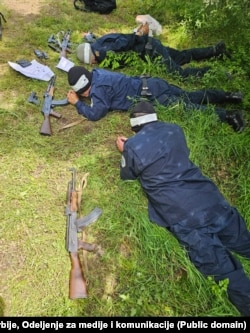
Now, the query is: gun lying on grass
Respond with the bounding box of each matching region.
[40,75,69,136]
[65,168,103,299]
[60,30,71,59]
[48,30,72,59]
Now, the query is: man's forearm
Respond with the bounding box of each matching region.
[75,101,108,121]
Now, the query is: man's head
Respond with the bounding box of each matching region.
[130,101,158,132]
[76,43,94,64]
[68,66,92,95]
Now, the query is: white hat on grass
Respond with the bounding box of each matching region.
[76,43,93,64]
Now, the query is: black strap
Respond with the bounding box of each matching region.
[145,36,153,55]
[0,12,7,40]
[73,0,85,11]
[0,12,7,23]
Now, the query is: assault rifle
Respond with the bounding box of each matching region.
[48,30,72,59]
[40,75,69,136]
[65,168,103,299]
[60,30,71,59]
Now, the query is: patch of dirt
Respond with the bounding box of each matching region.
[1,0,45,15]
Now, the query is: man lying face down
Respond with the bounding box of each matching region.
[66,66,245,132]
[116,101,250,316]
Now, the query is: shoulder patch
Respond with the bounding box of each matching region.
[121,155,126,168]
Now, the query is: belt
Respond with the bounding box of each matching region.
[145,36,153,54]
[140,75,152,97]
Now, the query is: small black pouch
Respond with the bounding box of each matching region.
[16,59,32,68]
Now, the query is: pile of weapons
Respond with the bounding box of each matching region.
[48,30,72,58]
[27,30,75,136]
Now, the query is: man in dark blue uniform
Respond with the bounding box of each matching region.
[76,32,229,78]
[67,66,245,132]
[115,101,250,316]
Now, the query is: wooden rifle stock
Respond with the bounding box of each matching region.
[40,109,62,136]
[40,76,62,136]
[69,252,87,299]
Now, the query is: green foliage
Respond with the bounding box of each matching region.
[100,51,166,77]
[171,0,250,74]
[100,50,141,70]
[207,276,228,297]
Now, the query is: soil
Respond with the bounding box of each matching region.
[1,0,44,15]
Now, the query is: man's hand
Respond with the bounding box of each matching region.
[116,136,127,152]
[67,90,79,105]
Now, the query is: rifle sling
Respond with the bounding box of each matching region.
[58,118,86,131]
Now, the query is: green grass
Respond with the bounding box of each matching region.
[0,0,249,317]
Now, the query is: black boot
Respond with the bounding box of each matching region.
[225,92,244,103]
[213,41,231,59]
[225,110,245,132]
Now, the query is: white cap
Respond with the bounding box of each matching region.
[76,43,93,64]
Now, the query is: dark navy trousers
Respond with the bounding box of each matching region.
[168,45,216,66]
[147,77,229,121]
[170,207,250,316]
[150,39,215,77]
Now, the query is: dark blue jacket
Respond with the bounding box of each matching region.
[119,120,250,317]
[91,33,147,63]
[74,68,142,120]
[120,121,231,228]
[90,33,214,77]
[74,68,228,121]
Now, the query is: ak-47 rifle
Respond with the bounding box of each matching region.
[60,30,71,59]
[40,75,69,136]
[48,30,72,59]
[65,168,103,299]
